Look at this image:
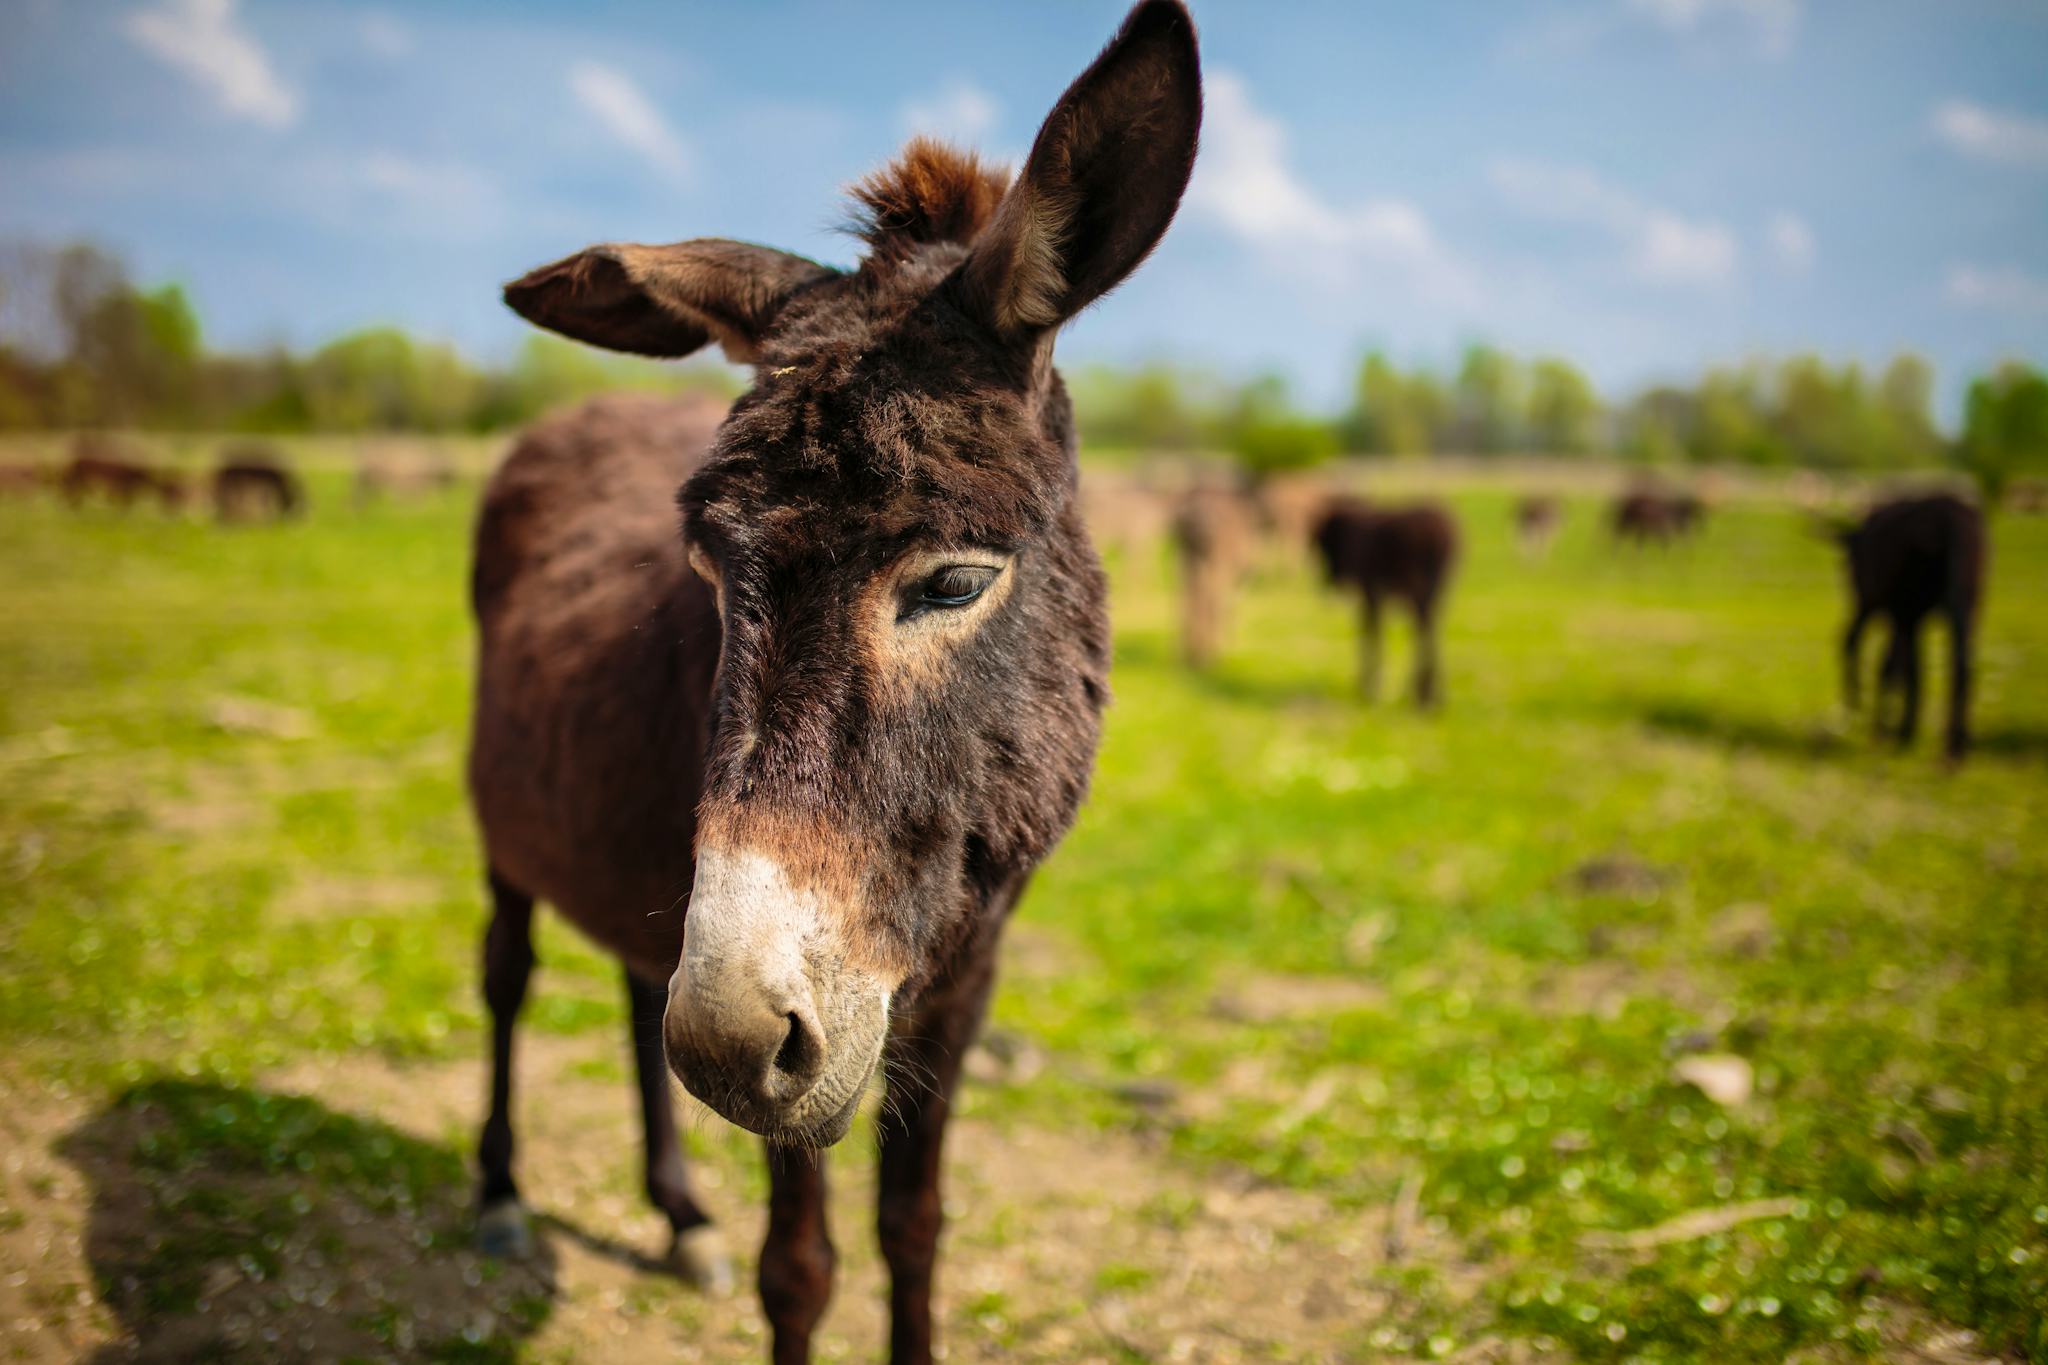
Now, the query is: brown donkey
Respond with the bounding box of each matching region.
[1312,496,1459,706]
[1838,492,1985,761]
[1171,481,1257,667]
[468,5,1201,1361]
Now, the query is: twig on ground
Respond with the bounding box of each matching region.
[1578,1196,1800,1251]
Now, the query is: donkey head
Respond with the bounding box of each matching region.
[503,0,1200,1146]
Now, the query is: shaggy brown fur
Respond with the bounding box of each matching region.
[468,6,1201,1362]
[1171,483,1256,667]
[1313,496,1460,706]
[1838,493,1985,761]
[211,444,303,522]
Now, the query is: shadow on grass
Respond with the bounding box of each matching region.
[58,1078,558,1363]
[1639,700,1851,759]
[1643,699,2048,765]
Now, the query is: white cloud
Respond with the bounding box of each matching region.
[1945,264,2048,315]
[1766,212,1814,273]
[1931,100,2048,168]
[122,0,297,127]
[1623,0,1801,59]
[359,12,413,61]
[1488,156,1738,286]
[900,79,998,143]
[1188,71,1476,304]
[569,60,689,181]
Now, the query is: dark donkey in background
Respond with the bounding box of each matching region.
[467,4,1201,1361]
[1313,496,1459,707]
[1838,492,1985,761]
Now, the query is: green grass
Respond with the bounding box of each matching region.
[3,467,2045,1361]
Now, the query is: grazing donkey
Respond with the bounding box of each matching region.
[1612,485,1704,546]
[1838,493,1985,761]
[59,436,185,513]
[467,4,1201,1360]
[1312,496,1459,707]
[211,444,303,522]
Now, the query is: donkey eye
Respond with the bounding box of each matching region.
[901,565,998,620]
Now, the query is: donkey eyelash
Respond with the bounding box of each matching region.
[897,565,1000,621]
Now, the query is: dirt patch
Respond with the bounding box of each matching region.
[1207,972,1387,1024]
[6,1034,1435,1363]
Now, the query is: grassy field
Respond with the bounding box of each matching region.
[1,454,2044,1363]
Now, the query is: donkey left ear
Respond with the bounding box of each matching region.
[503,238,837,364]
[958,0,1201,340]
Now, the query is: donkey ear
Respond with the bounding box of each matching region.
[959,0,1201,340]
[502,239,837,364]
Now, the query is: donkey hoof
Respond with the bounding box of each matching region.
[667,1224,735,1296]
[476,1197,535,1260]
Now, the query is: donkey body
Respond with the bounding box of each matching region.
[59,438,184,513]
[1612,486,1703,546]
[1312,497,1458,706]
[467,7,1201,1361]
[1515,493,1561,556]
[1839,493,1985,760]
[1171,483,1256,667]
[212,445,303,522]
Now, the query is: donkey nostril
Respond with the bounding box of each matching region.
[769,1010,824,1093]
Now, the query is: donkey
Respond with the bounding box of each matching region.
[1612,485,1703,546]
[1515,493,1561,557]
[212,444,303,522]
[59,436,185,513]
[1170,481,1257,667]
[1838,493,1985,761]
[467,5,1201,1361]
[1312,496,1459,706]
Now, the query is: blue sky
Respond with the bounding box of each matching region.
[2,0,2045,416]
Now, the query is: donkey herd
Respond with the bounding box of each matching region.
[2,431,458,522]
[0,4,2005,1360]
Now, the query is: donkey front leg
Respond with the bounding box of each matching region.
[1358,591,1384,702]
[1841,603,1873,713]
[877,962,996,1365]
[1945,605,1974,762]
[624,970,733,1293]
[761,1145,835,1365]
[476,870,536,1257]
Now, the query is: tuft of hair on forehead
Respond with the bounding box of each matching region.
[845,137,1012,267]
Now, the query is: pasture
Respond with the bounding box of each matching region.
[1,448,2044,1362]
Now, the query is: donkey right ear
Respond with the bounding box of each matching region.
[958,0,1201,340]
[503,239,837,364]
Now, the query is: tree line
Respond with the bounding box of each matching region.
[1074,347,2048,499]
[0,243,735,437]
[2,241,2042,498]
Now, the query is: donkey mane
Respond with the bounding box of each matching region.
[845,137,1013,266]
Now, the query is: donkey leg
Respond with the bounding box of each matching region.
[1945,607,1973,762]
[1841,605,1872,712]
[1896,619,1924,748]
[476,870,536,1258]
[1359,592,1383,702]
[877,965,995,1365]
[760,1145,834,1365]
[624,969,734,1294]
[1412,597,1442,710]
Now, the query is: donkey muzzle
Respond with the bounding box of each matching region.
[664,846,892,1145]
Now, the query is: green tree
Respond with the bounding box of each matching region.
[1449,343,1527,454]
[1958,362,2048,505]
[1524,357,1602,454]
